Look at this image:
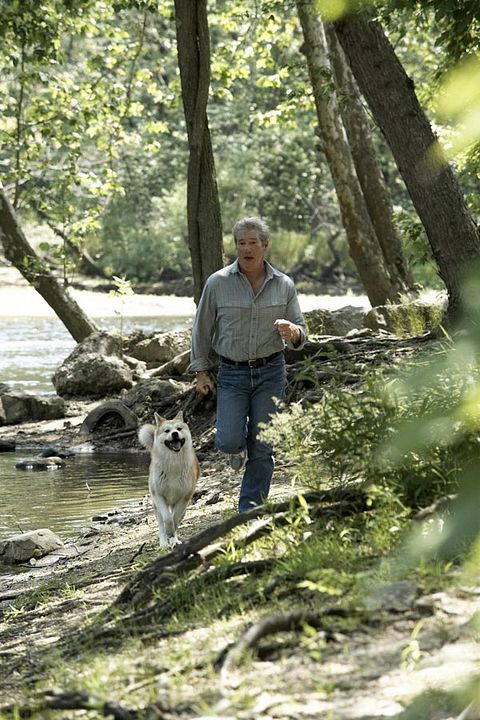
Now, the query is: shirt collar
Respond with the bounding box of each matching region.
[230,259,276,279]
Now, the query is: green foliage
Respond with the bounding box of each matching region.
[263,346,480,510]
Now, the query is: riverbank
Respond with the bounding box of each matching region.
[1,438,478,720]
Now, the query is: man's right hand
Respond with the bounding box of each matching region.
[195,371,215,396]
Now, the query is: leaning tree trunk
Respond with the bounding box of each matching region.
[296,0,398,307]
[326,25,416,296]
[174,0,223,305]
[335,15,480,318]
[0,187,98,342]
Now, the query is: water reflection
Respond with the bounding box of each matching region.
[0,451,150,540]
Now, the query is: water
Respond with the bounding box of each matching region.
[0,451,150,541]
[0,314,193,395]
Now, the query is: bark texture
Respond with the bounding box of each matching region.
[326,25,415,295]
[297,0,398,307]
[174,0,223,305]
[0,187,98,342]
[335,15,480,317]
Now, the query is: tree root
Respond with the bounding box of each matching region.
[217,607,348,681]
[114,488,363,609]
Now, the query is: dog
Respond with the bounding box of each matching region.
[138,410,200,548]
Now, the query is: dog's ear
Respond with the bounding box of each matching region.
[154,412,166,425]
[174,410,184,422]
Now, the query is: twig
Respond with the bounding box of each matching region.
[0,689,138,720]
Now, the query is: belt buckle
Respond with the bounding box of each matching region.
[247,359,256,368]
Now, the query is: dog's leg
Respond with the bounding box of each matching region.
[171,496,191,544]
[155,495,176,548]
[152,496,169,548]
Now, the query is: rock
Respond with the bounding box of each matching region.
[364,299,447,336]
[304,306,365,336]
[364,581,420,612]
[39,447,75,459]
[0,438,15,452]
[120,378,187,418]
[79,399,138,438]
[125,328,191,368]
[16,456,66,470]
[0,382,11,395]
[0,392,65,426]
[0,528,64,564]
[52,331,133,398]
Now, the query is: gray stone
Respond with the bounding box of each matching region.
[0,528,64,564]
[15,456,66,470]
[304,306,365,336]
[125,329,191,368]
[364,581,420,612]
[52,331,134,398]
[0,392,65,426]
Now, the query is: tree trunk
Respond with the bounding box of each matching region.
[174,0,223,305]
[326,25,415,296]
[0,187,98,342]
[296,0,398,307]
[335,15,480,318]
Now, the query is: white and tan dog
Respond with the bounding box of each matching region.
[138,410,200,548]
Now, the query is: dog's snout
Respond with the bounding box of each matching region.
[171,431,180,440]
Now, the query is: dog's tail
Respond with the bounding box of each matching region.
[138,423,155,451]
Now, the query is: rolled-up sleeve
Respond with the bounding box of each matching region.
[189,281,216,372]
[285,286,307,350]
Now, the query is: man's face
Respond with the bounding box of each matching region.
[236,229,268,272]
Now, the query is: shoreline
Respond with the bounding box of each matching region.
[0,265,370,318]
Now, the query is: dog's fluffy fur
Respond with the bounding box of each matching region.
[138,410,200,548]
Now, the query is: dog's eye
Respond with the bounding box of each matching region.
[177,426,183,431]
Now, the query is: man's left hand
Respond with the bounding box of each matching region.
[274,319,301,346]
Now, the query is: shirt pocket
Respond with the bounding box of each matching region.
[258,301,288,327]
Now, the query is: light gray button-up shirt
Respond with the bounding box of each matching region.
[189,260,307,371]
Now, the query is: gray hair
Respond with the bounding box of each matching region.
[232,216,270,245]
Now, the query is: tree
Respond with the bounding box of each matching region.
[334,13,480,317]
[174,0,223,304]
[326,25,415,295]
[0,186,98,342]
[296,0,399,306]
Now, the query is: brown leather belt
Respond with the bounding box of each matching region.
[220,351,283,368]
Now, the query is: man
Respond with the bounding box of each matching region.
[190,216,306,512]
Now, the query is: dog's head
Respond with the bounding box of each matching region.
[154,410,191,453]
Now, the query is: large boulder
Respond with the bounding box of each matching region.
[0,528,64,564]
[52,331,134,398]
[364,299,446,337]
[0,392,65,426]
[304,306,366,336]
[120,378,187,418]
[125,329,191,368]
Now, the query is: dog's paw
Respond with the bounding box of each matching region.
[168,535,181,547]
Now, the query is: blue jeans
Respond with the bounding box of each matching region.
[215,355,287,512]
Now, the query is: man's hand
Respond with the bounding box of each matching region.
[195,370,215,395]
[274,319,301,346]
